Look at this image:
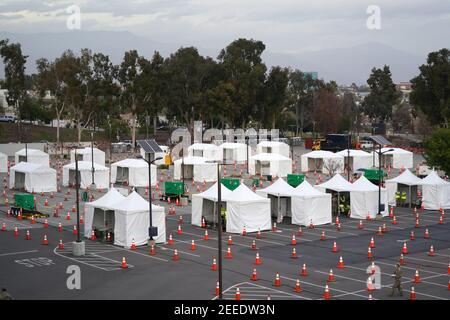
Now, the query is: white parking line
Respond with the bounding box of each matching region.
[217,281,311,300]
[0,250,39,257]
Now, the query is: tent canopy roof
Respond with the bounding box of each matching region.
[293,179,325,196]
[317,173,356,192]
[110,191,163,213]
[10,161,55,174]
[111,158,153,168]
[15,148,47,156]
[302,150,344,159]
[188,143,220,151]
[224,183,268,202]
[250,153,291,161]
[386,169,422,186]
[63,161,109,171]
[174,156,209,165]
[352,175,384,192]
[257,141,288,148]
[419,171,450,186]
[85,187,125,210]
[380,147,413,155]
[194,181,233,201]
[71,147,104,155]
[220,142,247,149]
[336,149,372,157]
[258,178,296,196]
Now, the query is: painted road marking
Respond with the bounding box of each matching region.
[215,281,311,300]
[0,250,39,257]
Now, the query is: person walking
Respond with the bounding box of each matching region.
[389,264,403,297]
[0,288,13,300]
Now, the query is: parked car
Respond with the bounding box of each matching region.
[0,115,15,123]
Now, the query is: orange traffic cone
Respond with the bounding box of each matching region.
[297,226,303,236]
[58,239,65,250]
[44,198,49,206]
[201,217,206,228]
[149,244,155,255]
[358,220,364,229]
[168,234,174,245]
[215,281,220,296]
[251,240,257,250]
[176,198,180,206]
[42,234,49,245]
[410,231,415,240]
[323,284,331,299]
[242,226,247,236]
[177,225,182,235]
[337,256,345,269]
[131,239,137,250]
[13,226,19,237]
[255,252,261,265]
[332,241,338,253]
[369,237,375,249]
[320,231,326,241]
[251,268,258,281]
[58,222,62,232]
[211,258,217,271]
[80,215,84,224]
[121,257,128,269]
[377,226,383,236]
[367,247,373,259]
[448,262,450,275]
[291,234,297,245]
[30,216,36,224]
[294,279,302,293]
[392,216,397,225]
[402,243,408,254]
[273,272,281,287]
[204,230,209,240]
[291,247,297,259]
[399,254,406,265]
[173,249,180,261]
[415,218,420,228]
[301,263,308,276]
[66,211,71,220]
[43,219,48,228]
[71,205,76,213]
[228,235,233,245]
[226,246,232,259]
[1,222,6,231]
[409,287,416,300]
[190,239,197,251]
[413,270,421,283]
[439,216,444,224]
[328,269,335,282]
[235,287,241,300]
[309,220,315,229]
[382,223,387,233]
[428,245,435,256]
[90,230,96,241]
[272,222,277,232]
[424,229,430,239]
[256,229,262,239]
[25,230,31,240]
[73,225,78,235]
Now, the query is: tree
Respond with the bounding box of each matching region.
[362,65,400,122]
[410,48,450,127]
[312,87,342,134]
[339,92,358,132]
[424,128,450,175]
[0,39,28,131]
[260,66,289,128]
[392,102,412,133]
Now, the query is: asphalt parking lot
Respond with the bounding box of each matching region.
[0,152,449,300]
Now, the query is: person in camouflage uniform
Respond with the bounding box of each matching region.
[389,263,403,296]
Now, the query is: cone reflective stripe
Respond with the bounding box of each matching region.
[358,220,364,229]
[399,254,406,265]
[58,239,64,249]
[149,244,155,255]
[228,235,233,245]
[168,234,174,245]
[90,230,96,241]
[291,234,297,245]
[424,229,430,239]
[25,230,31,240]
[251,240,257,250]
[204,230,209,240]
[294,279,302,293]
[1,222,6,231]
[337,256,344,269]
[43,219,48,228]
[428,245,435,256]
[14,226,19,237]
[402,243,408,254]
[328,269,335,282]
[413,270,421,283]
[251,268,258,281]
[301,263,308,276]
[73,225,78,235]
[177,225,182,235]
[320,231,326,240]
[42,234,49,245]
[255,252,261,265]
[367,247,373,258]
[409,287,416,300]
[131,239,137,250]
[242,226,247,236]
[226,246,232,259]
[273,272,281,287]
[332,241,338,253]
[173,249,180,261]
[121,257,128,269]
[392,215,397,225]
[369,237,375,249]
[410,231,415,240]
[272,222,277,232]
[211,258,217,271]
[190,239,196,251]
[66,211,71,220]
[291,247,297,259]
[323,284,331,299]
[235,287,241,300]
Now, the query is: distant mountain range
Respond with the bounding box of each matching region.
[0,31,426,85]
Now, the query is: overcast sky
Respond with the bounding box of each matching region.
[0,0,449,55]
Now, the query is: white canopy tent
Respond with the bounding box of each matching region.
[62,161,110,190]
[257,141,290,158]
[418,171,450,210]
[173,156,218,182]
[301,150,345,174]
[222,184,271,234]
[219,142,249,164]
[291,180,332,226]
[109,191,166,246]
[15,148,49,167]
[140,145,169,165]
[70,147,106,166]
[84,188,126,239]
[249,153,292,177]
[0,152,7,173]
[350,175,388,219]
[372,147,413,169]
[386,169,422,206]
[316,173,356,193]
[9,162,57,192]
[110,159,156,187]
[191,182,233,227]
[336,149,373,171]
[188,143,222,161]
[256,178,296,221]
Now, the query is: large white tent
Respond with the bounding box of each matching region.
[386,169,422,206]
[110,159,156,187]
[62,161,110,190]
[0,152,7,173]
[291,180,332,226]
[70,147,105,166]
[219,142,249,164]
[257,141,290,158]
[173,156,218,182]
[256,178,296,221]
[249,153,292,177]
[84,188,126,240]
[418,171,450,210]
[9,162,57,192]
[188,143,222,161]
[336,149,373,171]
[15,148,49,167]
[316,173,356,193]
[222,184,271,234]
[301,150,345,174]
[140,145,169,165]
[372,147,413,169]
[109,191,166,246]
[350,175,388,219]
[191,182,234,227]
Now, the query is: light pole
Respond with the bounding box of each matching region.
[347,133,351,181]
[245,136,249,174]
[90,132,96,189]
[376,147,394,216]
[137,155,162,244]
[73,148,85,256]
